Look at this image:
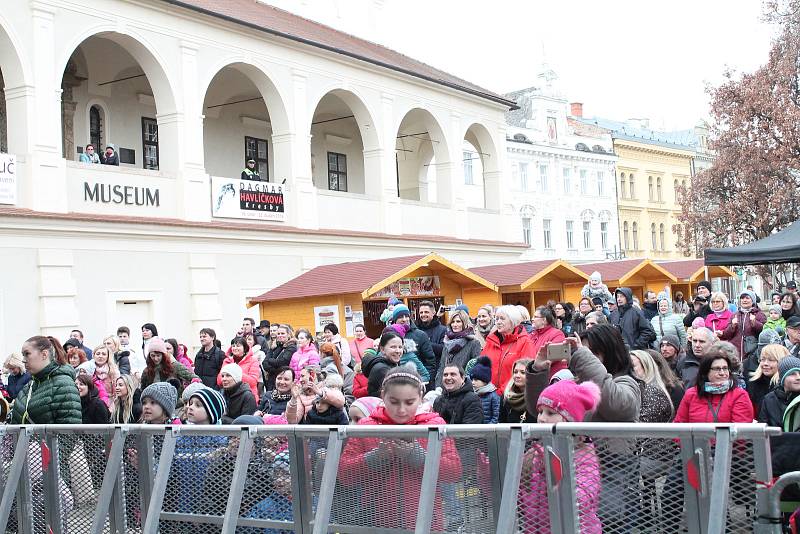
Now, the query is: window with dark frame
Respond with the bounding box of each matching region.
[90,106,103,152]
[327,152,347,192]
[245,136,269,180]
[141,117,159,170]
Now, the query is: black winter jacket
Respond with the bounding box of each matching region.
[675,353,701,388]
[194,345,226,389]
[610,288,657,350]
[262,342,297,390]
[362,352,399,398]
[81,389,111,424]
[258,390,291,416]
[759,387,793,428]
[416,318,448,361]
[432,380,484,424]
[114,350,131,376]
[683,304,712,328]
[222,381,258,424]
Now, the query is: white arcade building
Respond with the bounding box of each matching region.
[0,0,528,355]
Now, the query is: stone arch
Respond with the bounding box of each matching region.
[199,59,291,135]
[307,85,380,150]
[84,98,111,151]
[394,106,451,202]
[0,14,30,90]
[0,14,32,155]
[57,27,178,114]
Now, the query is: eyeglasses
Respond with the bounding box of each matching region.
[533,315,544,319]
[710,366,730,374]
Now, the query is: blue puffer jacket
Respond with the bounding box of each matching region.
[476,387,500,424]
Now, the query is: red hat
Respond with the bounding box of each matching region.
[537,380,601,422]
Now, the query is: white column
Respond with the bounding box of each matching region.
[285,70,318,229]
[375,92,401,235]
[27,5,67,212]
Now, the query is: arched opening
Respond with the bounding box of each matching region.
[619,172,626,198]
[629,174,636,198]
[202,63,289,181]
[60,32,177,170]
[309,89,378,194]
[632,222,639,251]
[0,68,7,154]
[0,20,30,157]
[462,122,500,210]
[651,223,657,251]
[395,108,450,203]
[623,221,630,251]
[659,223,666,251]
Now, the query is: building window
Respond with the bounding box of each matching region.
[580,169,588,195]
[583,220,591,249]
[327,152,348,192]
[623,221,630,251]
[601,221,609,249]
[563,168,571,194]
[522,217,532,247]
[597,171,605,196]
[632,222,639,250]
[619,172,626,198]
[566,220,575,249]
[463,151,474,185]
[539,164,549,192]
[660,223,666,250]
[543,219,552,249]
[89,105,103,152]
[674,179,679,201]
[651,223,657,251]
[629,174,636,198]
[648,176,654,201]
[519,162,528,191]
[245,136,269,179]
[682,179,687,191]
[141,117,159,170]
[656,177,663,201]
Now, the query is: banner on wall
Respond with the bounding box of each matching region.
[314,305,340,335]
[211,177,285,221]
[0,153,17,205]
[372,276,441,298]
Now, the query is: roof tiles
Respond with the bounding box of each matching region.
[574,259,645,282]
[470,260,557,287]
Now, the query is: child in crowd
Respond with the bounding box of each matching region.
[380,297,402,326]
[303,373,349,425]
[764,304,788,334]
[338,369,462,530]
[581,272,613,311]
[348,396,381,424]
[470,356,499,424]
[519,379,602,534]
[352,358,370,398]
[140,382,180,424]
[286,366,345,424]
[383,324,430,384]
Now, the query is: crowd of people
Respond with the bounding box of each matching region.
[5,277,800,531]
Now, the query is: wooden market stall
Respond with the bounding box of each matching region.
[574,259,678,303]
[248,253,498,340]
[470,260,590,313]
[657,259,735,300]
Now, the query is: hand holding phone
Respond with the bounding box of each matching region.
[546,342,571,361]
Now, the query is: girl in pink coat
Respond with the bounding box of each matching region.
[519,379,602,534]
[289,329,320,378]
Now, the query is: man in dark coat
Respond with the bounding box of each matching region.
[415,301,448,362]
[194,328,226,389]
[610,287,656,351]
[391,305,436,386]
[433,365,484,424]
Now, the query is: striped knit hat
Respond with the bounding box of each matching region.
[190,387,227,425]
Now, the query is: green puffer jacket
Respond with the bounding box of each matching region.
[11,361,82,424]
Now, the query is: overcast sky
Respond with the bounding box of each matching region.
[294,1,779,131]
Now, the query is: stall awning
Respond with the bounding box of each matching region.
[704,220,800,266]
[657,259,735,282]
[248,252,497,305]
[575,259,677,285]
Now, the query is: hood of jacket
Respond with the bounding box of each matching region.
[615,288,634,310]
[361,351,384,377]
[368,405,446,425]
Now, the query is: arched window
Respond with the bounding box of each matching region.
[623,221,630,251]
[651,223,657,251]
[656,177,663,201]
[648,176,654,201]
[89,105,103,152]
[632,222,639,250]
[659,223,666,250]
[674,179,679,201]
[629,174,636,198]
[619,172,626,198]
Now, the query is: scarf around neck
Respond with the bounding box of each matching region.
[504,385,526,410]
[475,383,496,395]
[704,380,732,395]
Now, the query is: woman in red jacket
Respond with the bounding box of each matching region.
[674,346,754,424]
[338,368,462,530]
[217,337,261,398]
[481,305,537,392]
[529,306,567,379]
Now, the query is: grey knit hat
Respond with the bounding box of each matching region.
[758,329,782,347]
[181,381,206,403]
[141,382,177,418]
[779,357,800,387]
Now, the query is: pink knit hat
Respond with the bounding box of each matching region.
[536,380,601,422]
[350,397,382,419]
[691,317,706,330]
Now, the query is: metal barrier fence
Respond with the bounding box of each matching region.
[0,423,780,534]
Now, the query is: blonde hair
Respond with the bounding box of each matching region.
[750,344,790,385]
[709,291,729,310]
[93,345,120,375]
[448,309,485,347]
[504,358,531,397]
[103,335,121,354]
[631,350,672,416]
[515,305,531,322]
[111,374,139,424]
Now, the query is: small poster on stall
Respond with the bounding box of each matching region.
[314,305,340,335]
[346,310,365,337]
[372,276,441,298]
